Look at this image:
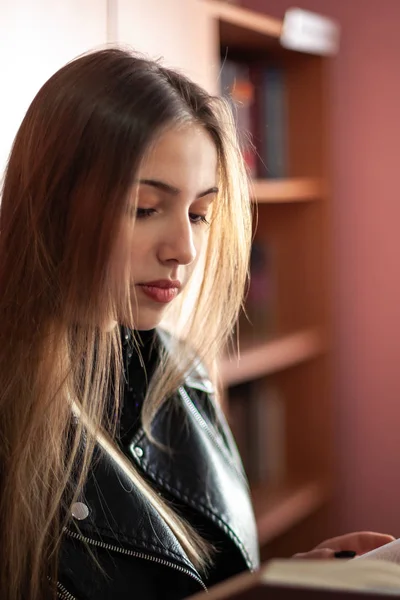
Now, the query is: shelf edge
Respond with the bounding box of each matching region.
[253,479,330,545]
[251,178,323,204]
[220,329,325,387]
[203,0,282,39]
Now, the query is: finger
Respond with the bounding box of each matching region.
[314,532,395,554]
[354,533,396,554]
[292,548,335,560]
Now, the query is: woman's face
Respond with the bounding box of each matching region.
[114,124,218,331]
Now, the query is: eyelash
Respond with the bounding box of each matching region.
[136,208,209,225]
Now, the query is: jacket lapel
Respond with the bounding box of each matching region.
[127,384,260,571]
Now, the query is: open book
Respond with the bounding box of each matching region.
[187,540,400,599]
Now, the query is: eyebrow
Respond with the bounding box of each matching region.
[138,179,219,199]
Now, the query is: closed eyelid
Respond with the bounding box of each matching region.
[190,198,214,214]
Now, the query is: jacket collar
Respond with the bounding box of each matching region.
[69,327,259,578]
[121,326,259,570]
[127,383,259,572]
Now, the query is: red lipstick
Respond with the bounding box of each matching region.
[137,280,181,304]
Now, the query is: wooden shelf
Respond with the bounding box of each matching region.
[206,0,333,554]
[220,329,325,387]
[251,478,330,545]
[251,178,323,204]
[204,0,282,51]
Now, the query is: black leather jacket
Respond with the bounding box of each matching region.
[57,329,259,599]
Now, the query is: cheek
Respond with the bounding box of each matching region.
[184,261,198,281]
[129,235,153,282]
[194,227,208,256]
[186,229,208,276]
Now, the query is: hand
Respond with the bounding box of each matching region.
[293,531,395,559]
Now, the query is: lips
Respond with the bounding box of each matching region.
[137,280,181,304]
[140,280,181,289]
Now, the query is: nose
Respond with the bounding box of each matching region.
[158,215,197,266]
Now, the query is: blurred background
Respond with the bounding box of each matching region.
[1,0,400,559]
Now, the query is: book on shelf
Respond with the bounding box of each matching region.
[250,238,276,337]
[228,380,286,487]
[228,382,253,475]
[262,66,288,179]
[220,59,257,176]
[250,383,286,485]
[220,59,288,179]
[239,238,277,343]
[187,555,400,599]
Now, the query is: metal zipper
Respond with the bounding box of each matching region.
[178,386,247,482]
[64,528,207,592]
[56,580,78,600]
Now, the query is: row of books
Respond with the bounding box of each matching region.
[220,59,288,179]
[228,379,286,486]
[239,238,277,342]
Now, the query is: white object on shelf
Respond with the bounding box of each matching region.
[280,8,340,56]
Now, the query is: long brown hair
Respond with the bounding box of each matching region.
[0,48,252,599]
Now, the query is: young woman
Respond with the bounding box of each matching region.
[0,48,393,600]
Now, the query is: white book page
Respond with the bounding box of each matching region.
[355,538,400,565]
[261,559,400,593]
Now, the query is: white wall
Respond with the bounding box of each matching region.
[0,0,218,177]
[112,0,218,94]
[0,0,108,175]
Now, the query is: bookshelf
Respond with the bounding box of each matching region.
[205,0,282,46]
[251,478,331,545]
[221,329,326,387]
[251,178,324,204]
[205,0,333,556]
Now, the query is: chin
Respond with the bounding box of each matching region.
[134,323,159,331]
[130,308,165,331]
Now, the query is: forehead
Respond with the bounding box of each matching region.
[138,125,218,189]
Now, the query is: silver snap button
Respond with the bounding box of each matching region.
[71,502,89,520]
[134,446,144,458]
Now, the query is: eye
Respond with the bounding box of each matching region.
[189,213,210,225]
[135,208,156,219]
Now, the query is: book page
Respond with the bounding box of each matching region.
[187,558,400,599]
[355,538,400,565]
[261,559,400,593]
